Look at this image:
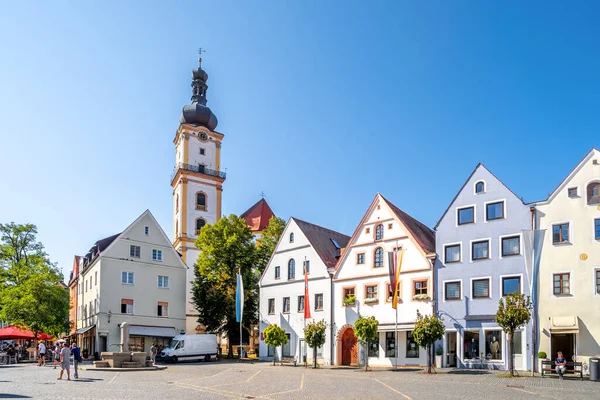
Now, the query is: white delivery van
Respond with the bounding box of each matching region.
[160,334,218,363]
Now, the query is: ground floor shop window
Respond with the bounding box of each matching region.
[153,337,170,354]
[485,331,502,360]
[385,332,396,357]
[129,337,145,352]
[464,331,479,359]
[406,331,419,358]
[368,335,379,358]
[267,345,274,357]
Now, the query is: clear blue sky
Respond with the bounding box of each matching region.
[1,1,599,279]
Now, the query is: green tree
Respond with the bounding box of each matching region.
[304,320,326,369]
[412,312,445,373]
[255,216,285,276]
[0,223,70,340]
[191,215,258,358]
[263,324,288,366]
[354,316,378,371]
[495,293,532,376]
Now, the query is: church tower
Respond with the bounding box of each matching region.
[171,56,225,333]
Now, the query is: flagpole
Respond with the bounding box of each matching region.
[395,241,399,371]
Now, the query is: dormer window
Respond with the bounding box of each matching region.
[587,182,600,205]
[475,181,485,194]
[290,233,294,243]
[375,224,384,241]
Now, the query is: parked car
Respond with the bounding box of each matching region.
[160,334,218,363]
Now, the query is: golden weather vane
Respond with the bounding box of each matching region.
[198,47,206,64]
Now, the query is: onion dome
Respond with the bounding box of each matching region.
[180,58,218,131]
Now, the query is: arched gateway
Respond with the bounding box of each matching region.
[337,325,358,366]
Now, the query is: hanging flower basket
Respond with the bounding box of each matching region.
[412,294,430,301]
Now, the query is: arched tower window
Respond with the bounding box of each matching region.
[374,247,384,268]
[196,192,207,211]
[175,194,179,213]
[195,218,206,235]
[475,181,485,194]
[290,233,294,243]
[587,182,600,205]
[288,259,296,280]
[375,224,384,241]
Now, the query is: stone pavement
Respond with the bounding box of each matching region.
[1,361,599,399]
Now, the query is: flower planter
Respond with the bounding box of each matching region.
[435,355,443,368]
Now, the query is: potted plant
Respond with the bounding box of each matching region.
[343,295,356,306]
[364,297,378,304]
[537,351,547,374]
[435,345,443,368]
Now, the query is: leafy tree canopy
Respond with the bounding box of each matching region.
[255,216,285,275]
[263,323,288,365]
[354,316,379,344]
[304,320,327,368]
[191,214,258,356]
[0,223,69,337]
[412,312,445,350]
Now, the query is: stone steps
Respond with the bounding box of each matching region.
[93,361,110,368]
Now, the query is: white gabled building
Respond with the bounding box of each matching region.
[259,218,350,365]
[333,194,436,367]
[75,210,187,358]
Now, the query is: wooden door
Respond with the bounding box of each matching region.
[341,329,358,366]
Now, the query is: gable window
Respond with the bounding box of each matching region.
[568,187,578,198]
[501,236,521,257]
[195,218,206,235]
[357,253,365,264]
[121,298,133,314]
[268,298,275,315]
[274,266,280,279]
[365,285,378,303]
[152,249,162,262]
[122,271,134,285]
[157,302,168,317]
[298,295,305,312]
[587,182,600,205]
[406,331,419,358]
[196,192,207,211]
[458,206,475,225]
[375,224,384,241]
[445,281,461,300]
[144,226,149,235]
[374,247,384,268]
[475,181,485,194]
[288,259,296,280]
[365,227,370,234]
[472,240,490,260]
[130,245,141,258]
[472,278,490,298]
[314,293,324,311]
[502,276,521,296]
[289,233,294,243]
[553,273,570,295]
[283,297,290,314]
[386,281,401,302]
[158,275,169,288]
[486,201,504,221]
[444,244,461,263]
[388,223,393,229]
[413,280,428,298]
[552,223,570,244]
[595,219,600,241]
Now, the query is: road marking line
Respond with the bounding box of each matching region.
[504,385,559,400]
[257,373,305,398]
[172,381,245,399]
[372,378,412,400]
[172,368,232,383]
[246,370,262,383]
[108,372,120,384]
[300,373,304,389]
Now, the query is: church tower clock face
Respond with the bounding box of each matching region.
[199,132,208,141]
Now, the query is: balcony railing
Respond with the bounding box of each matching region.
[196,204,207,211]
[171,163,226,181]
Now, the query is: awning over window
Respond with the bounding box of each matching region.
[549,316,579,334]
[128,326,177,338]
[75,325,95,335]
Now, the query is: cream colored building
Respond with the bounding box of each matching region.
[75,210,187,357]
[535,148,600,367]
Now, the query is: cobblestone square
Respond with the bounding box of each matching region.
[1,361,600,399]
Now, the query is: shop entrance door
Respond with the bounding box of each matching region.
[551,333,575,362]
[513,331,523,370]
[446,332,457,367]
[341,328,358,366]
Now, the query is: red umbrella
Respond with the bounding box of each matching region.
[38,333,54,340]
[0,326,35,340]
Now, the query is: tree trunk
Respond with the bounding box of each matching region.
[313,346,317,369]
[427,344,432,374]
[365,342,369,371]
[509,332,514,377]
[272,346,276,366]
[228,341,233,359]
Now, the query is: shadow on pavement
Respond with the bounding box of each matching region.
[0,394,32,398]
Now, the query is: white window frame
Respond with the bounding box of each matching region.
[593,218,600,243]
[470,238,491,262]
[122,271,134,285]
[158,275,169,289]
[498,233,523,259]
[443,242,462,264]
[267,298,275,315]
[130,245,141,258]
[442,279,462,302]
[315,293,324,311]
[474,179,487,195]
[470,276,492,299]
[551,270,574,297]
[484,199,507,222]
[498,273,523,297]
[551,220,573,246]
[152,249,163,262]
[157,302,169,317]
[456,204,476,227]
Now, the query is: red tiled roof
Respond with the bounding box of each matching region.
[240,199,275,233]
[380,195,436,256]
[293,218,351,268]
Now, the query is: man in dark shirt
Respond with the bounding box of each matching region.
[555,351,567,380]
[70,343,81,379]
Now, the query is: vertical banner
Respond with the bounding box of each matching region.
[236,272,244,323]
[392,250,405,309]
[522,229,546,306]
[304,267,311,319]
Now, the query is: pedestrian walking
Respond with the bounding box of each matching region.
[150,343,157,366]
[53,344,60,369]
[70,343,81,379]
[58,342,71,381]
[38,341,46,367]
